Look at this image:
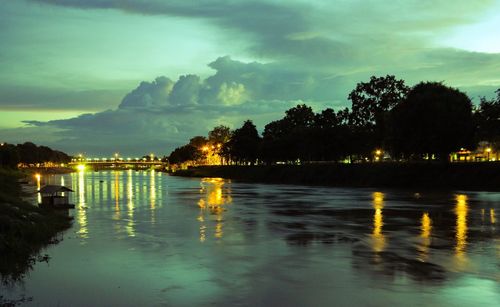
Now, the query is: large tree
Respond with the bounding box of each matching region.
[349,75,409,127]
[390,82,474,160]
[261,104,316,163]
[208,125,232,145]
[348,75,409,156]
[226,120,261,165]
[168,144,202,164]
[474,89,500,149]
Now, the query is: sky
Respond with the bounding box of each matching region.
[1,0,499,156]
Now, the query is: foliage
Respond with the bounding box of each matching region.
[208,125,232,145]
[170,77,498,165]
[0,168,72,284]
[0,142,70,168]
[168,144,202,164]
[390,82,474,160]
[226,120,261,164]
[473,89,500,149]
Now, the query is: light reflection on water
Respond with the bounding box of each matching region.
[3,172,500,306]
[454,194,468,269]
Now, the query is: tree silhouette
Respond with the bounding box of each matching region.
[390,82,474,160]
[348,75,409,157]
[226,120,261,165]
[474,89,500,149]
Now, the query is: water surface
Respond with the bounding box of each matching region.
[2,170,499,306]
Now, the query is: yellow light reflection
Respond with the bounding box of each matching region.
[418,212,432,261]
[490,209,496,224]
[76,169,88,239]
[372,192,385,252]
[35,173,41,203]
[197,178,232,242]
[126,170,135,237]
[113,171,120,221]
[150,170,156,225]
[454,194,468,268]
[60,176,65,197]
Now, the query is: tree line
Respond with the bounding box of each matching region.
[169,76,500,165]
[0,142,71,168]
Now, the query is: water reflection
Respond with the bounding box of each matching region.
[419,212,432,261]
[126,170,135,237]
[5,173,500,306]
[76,170,88,240]
[197,178,232,241]
[454,194,468,269]
[150,169,156,225]
[35,173,42,203]
[371,192,385,252]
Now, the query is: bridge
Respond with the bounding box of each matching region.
[69,159,168,171]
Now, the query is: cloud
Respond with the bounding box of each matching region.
[2,1,499,155]
[4,49,500,156]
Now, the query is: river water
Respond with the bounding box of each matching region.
[2,170,500,306]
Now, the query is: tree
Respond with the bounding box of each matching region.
[348,75,409,157]
[226,120,261,165]
[349,75,409,127]
[0,144,20,168]
[189,136,208,149]
[474,89,500,149]
[208,125,232,145]
[168,145,202,164]
[261,104,316,163]
[312,108,351,161]
[390,82,474,160]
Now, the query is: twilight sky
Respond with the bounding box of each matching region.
[1,0,500,156]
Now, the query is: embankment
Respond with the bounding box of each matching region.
[172,163,500,191]
[0,168,72,284]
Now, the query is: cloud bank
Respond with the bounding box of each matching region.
[0,0,499,155]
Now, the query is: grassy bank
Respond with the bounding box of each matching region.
[0,168,72,284]
[172,163,500,191]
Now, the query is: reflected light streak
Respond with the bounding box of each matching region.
[491,209,496,224]
[60,176,65,197]
[35,174,41,203]
[197,178,232,242]
[113,171,120,221]
[126,170,135,237]
[454,194,469,268]
[76,170,88,239]
[419,212,432,261]
[372,192,385,252]
[150,170,156,225]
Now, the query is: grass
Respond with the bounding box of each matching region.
[0,168,73,285]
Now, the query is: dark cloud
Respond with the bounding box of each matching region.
[2,1,498,155]
[0,85,123,111]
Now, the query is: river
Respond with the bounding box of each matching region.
[2,170,499,306]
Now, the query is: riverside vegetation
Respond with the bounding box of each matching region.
[0,168,72,286]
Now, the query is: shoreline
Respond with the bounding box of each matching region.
[171,163,500,191]
[0,168,73,285]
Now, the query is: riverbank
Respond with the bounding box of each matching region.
[0,168,73,284]
[172,163,500,191]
